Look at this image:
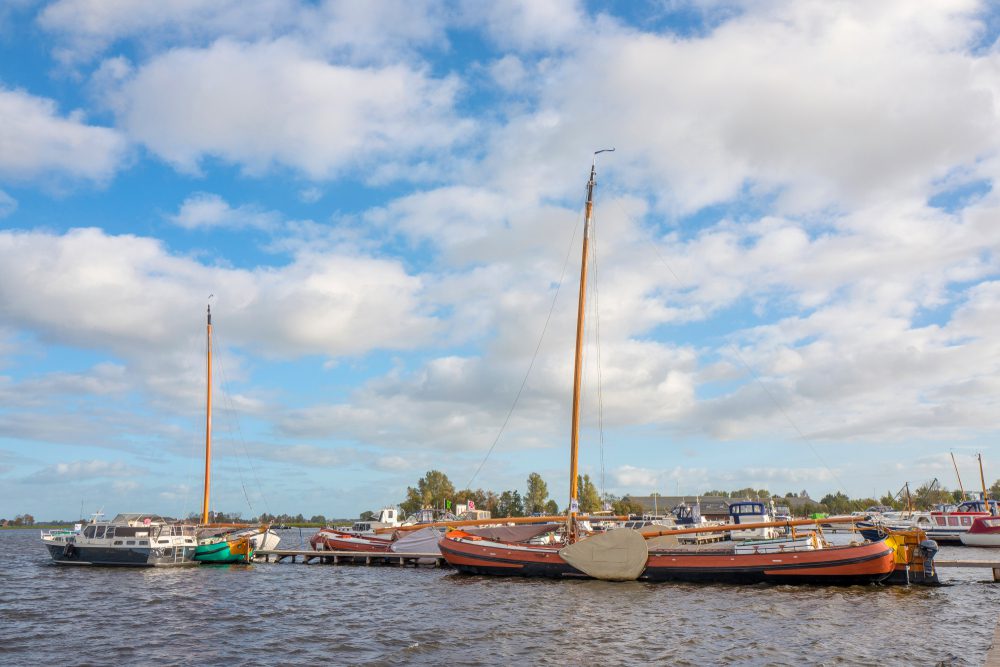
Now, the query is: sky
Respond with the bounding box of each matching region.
[2,0,1000,521]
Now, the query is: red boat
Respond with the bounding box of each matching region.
[959,515,1000,547]
[439,529,896,584]
[310,528,393,553]
[439,156,913,586]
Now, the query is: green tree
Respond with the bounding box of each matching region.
[496,490,525,517]
[400,470,456,514]
[576,474,602,513]
[612,497,646,516]
[544,499,559,515]
[454,488,488,511]
[990,479,1000,500]
[819,492,852,514]
[525,473,549,514]
[359,510,376,521]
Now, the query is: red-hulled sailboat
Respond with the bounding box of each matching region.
[439,153,919,585]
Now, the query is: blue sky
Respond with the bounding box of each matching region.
[2,0,1000,521]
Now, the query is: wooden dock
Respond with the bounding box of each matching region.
[255,548,447,567]
[987,614,1000,667]
[934,560,1000,582]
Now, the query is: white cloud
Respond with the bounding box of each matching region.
[0,190,16,217]
[101,39,473,180]
[0,87,127,184]
[39,0,448,65]
[26,459,146,482]
[168,193,279,230]
[479,0,1000,214]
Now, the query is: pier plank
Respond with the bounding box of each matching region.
[255,548,447,568]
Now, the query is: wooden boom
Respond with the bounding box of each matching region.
[640,515,868,539]
[375,514,628,534]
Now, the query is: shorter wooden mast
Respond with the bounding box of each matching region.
[201,303,213,524]
[977,452,992,515]
[951,451,967,501]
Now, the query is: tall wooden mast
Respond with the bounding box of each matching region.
[568,149,613,539]
[201,302,213,524]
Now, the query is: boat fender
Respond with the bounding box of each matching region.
[152,548,163,558]
[62,543,76,558]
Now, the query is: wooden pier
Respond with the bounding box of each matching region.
[934,559,1000,582]
[255,548,447,567]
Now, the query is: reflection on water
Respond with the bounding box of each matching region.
[3,529,998,666]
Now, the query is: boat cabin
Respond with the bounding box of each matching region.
[672,503,703,525]
[729,501,768,524]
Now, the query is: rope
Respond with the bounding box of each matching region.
[590,205,608,503]
[464,205,585,491]
[212,326,274,519]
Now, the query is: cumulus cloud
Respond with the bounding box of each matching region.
[478,0,1000,214]
[168,193,279,230]
[39,0,448,65]
[0,190,16,218]
[0,87,127,184]
[25,459,146,482]
[100,39,472,179]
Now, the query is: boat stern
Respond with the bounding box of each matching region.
[883,529,939,586]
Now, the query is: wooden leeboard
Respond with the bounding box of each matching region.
[559,529,649,581]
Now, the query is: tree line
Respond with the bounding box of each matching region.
[393,472,1000,520]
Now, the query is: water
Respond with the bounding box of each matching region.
[2,528,998,665]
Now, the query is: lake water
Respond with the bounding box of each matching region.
[2,528,999,665]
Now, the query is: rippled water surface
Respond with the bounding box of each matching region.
[3,528,999,665]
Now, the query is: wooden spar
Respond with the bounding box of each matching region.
[978,452,993,515]
[201,303,212,525]
[951,451,967,501]
[374,514,629,535]
[568,162,595,532]
[639,515,869,539]
[904,482,912,513]
[567,149,613,541]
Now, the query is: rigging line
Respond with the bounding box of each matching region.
[624,201,850,496]
[590,206,608,502]
[210,331,254,515]
[212,328,273,517]
[464,205,586,492]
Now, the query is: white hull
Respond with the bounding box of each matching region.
[960,533,1000,547]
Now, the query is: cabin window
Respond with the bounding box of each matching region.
[961,517,972,526]
[948,517,959,526]
[138,540,148,545]
[935,517,946,526]
[127,540,136,545]
[95,526,106,539]
[83,526,96,538]
[105,527,115,538]
[158,539,169,544]
[114,540,123,545]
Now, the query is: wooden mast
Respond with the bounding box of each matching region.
[951,451,967,501]
[201,302,213,524]
[977,452,992,515]
[568,149,613,540]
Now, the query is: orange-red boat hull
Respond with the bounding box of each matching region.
[439,531,895,585]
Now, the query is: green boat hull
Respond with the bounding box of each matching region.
[193,539,252,564]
